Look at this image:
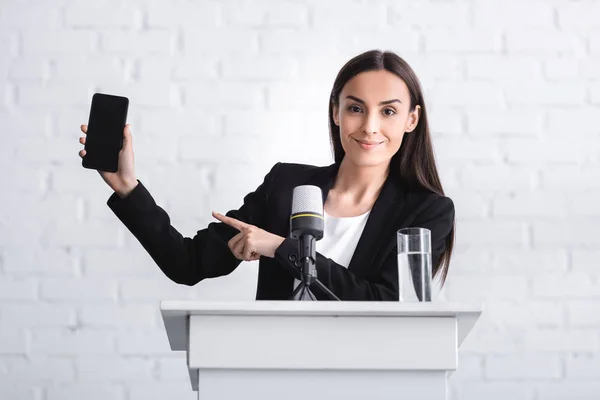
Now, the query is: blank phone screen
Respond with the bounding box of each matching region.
[83,93,128,172]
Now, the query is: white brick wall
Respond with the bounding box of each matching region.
[1,0,599,399]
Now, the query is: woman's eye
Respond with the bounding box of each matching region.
[383,108,396,116]
[348,105,362,113]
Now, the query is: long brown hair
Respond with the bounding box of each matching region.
[327,49,455,284]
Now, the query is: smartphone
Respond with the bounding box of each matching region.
[82,93,129,172]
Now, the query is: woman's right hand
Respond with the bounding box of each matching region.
[78,124,138,198]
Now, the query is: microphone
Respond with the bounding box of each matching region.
[290,185,324,285]
[289,185,339,301]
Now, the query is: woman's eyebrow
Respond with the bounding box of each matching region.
[346,95,402,105]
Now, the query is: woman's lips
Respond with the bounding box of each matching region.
[354,139,383,150]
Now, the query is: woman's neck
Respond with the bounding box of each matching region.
[331,158,390,205]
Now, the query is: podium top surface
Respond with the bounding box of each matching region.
[160,300,483,351]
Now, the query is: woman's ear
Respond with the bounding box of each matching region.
[332,104,339,126]
[406,105,421,133]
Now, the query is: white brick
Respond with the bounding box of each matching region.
[350,30,420,55]
[0,277,37,300]
[473,1,554,28]
[312,3,386,29]
[467,108,542,137]
[390,2,469,28]
[457,221,526,246]
[65,4,139,28]
[505,82,586,106]
[533,273,599,298]
[432,82,504,106]
[571,250,600,272]
[493,250,568,274]
[467,56,541,80]
[53,55,126,81]
[588,33,600,54]
[436,138,503,163]
[546,108,600,136]
[221,56,297,80]
[567,301,600,326]
[409,55,463,80]
[101,31,174,54]
[0,303,75,328]
[266,3,308,27]
[46,384,124,400]
[261,28,343,56]
[536,382,600,400]
[544,57,579,79]
[484,301,563,327]
[267,82,330,110]
[425,30,502,52]
[8,57,48,80]
[118,278,198,302]
[82,248,158,277]
[460,164,536,192]
[30,329,115,356]
[40,278,117,302]
[146,1,220,29]
[0,384,36,400]
[565,354,600,379]
[522,329,598,352]
[580,57,600,78]
[79,305,157,328]
[155,356,190,381]
[428,107,463,136]
[0,4,61,28]
[445,275,528,301]
[2,247,77,276]
[448,248,492,273]
[533,221,600,247]
[184,82,263,108]
[129,384,196,400]
[226,2,267,26]
[0,331,27,354]
[504,138,596,164]
[1,357,74,382]
[171,56,218,80]
[22,30,95,54]
[486,355,562,379]
[76,357,154,382]
[507,30,585,55]
[590,82,600,105]
[17,83,89,106]
[116,329,172,356]
[493,193,568,218]
[447,192,489,220]
[184,28,259,56]
[453,382,535,400]
[459,327,520,354]
[558,3,600,29]
[41,219,121,247]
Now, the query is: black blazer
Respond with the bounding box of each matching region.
[107,162,455,301]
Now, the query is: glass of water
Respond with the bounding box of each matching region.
[397,227,432,302]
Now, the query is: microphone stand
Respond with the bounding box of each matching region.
[289,234,340,301]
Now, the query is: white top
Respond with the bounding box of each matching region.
[293,209,371,291]
[292,209,446,301]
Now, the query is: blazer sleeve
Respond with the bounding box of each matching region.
[106,162,282,285]
[274,195,455,301]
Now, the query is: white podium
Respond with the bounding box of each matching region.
[160,301,482,400]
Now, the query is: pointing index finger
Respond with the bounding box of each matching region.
[212,211,249,231]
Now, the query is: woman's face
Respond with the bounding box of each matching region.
[332,69,420,168]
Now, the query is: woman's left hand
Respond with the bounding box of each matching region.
[212,211,285,261]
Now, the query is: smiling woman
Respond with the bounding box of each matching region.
[89,49,455,301]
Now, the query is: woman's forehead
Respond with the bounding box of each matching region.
[341,70,410,103]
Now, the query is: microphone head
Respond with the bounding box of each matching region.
[290,185,324,240]
[291,185,323,215]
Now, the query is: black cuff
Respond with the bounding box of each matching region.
[274,237,301,280]
[107,180,151,213]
